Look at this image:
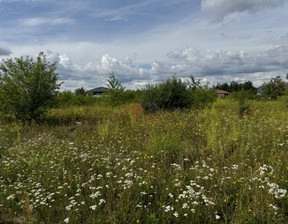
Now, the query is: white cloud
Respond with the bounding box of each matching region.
[45,51,151,90]
[202,0,284,21]
[167,45,288,77]
[42,43,288,90]
[21,17,74,26]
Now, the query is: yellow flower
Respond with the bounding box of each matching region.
[136,220,140,223]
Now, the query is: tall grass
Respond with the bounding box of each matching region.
[1,98,288,223]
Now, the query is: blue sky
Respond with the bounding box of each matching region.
[1,0,288,90]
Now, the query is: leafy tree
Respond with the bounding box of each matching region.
[0,52,61,121]
[105,73,125,106]
[189,80,217,108]
[230,81,240,92]
[262,76,287,99]
[215,82,230,92]
[74,87,86,96]
[215,81,257,94]
[188,75,201,90]
[140,74,191,112]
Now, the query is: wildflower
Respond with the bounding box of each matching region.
[99,199,106,205]
[125,173,133,178]
[182,203,189,209]
[231,164,238,170]
[164,205,173,212]
[90,191,101,199]
[7,194,15,200]
[65,205,72,211]
[64,217,69,223]
[168,193,174,198]
[173,212,179,217]
[216,215,220,220]
[89,205,97,210]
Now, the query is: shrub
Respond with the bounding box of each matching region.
[262,76,287,99]
[0,52,61,121]
[104,73,126,107]
[140,75,191,112]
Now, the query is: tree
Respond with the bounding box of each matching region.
[215,82,230,92]
[0,52,61,121]
[140,74,192,112]
[262,76,287,99]
[105,73,125,106]
[74,87,86,96]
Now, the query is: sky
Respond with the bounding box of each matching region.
[1,0,288,90]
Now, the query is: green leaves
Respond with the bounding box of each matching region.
[262,76,287,99]
[105,73,126,107]
[0,52,62,121]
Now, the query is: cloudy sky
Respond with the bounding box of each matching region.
[1,0,288,90]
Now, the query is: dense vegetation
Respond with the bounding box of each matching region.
[0,52,61,121]
[1,98,288,223]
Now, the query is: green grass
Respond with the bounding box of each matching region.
[1,98,288,223]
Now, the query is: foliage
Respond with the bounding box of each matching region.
[104,73,126,107]
[262,75,287,99]
[74,87,87,96]
[55,90,101,107]
[1,99,288,223]
[141,75,217,111]
[189,80,217,108]
[140,74,191,112]
[0,52,61,121]
[228,90,259,115]
[215,81,257,94]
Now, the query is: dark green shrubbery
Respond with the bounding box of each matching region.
[55,90,102,107]
[55,74,141,108]
[140,75,217,112]
[261,75,288,99]
[140,75,191,112]
[0,52,61,121]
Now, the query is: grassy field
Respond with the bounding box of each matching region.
[1,98,288,223]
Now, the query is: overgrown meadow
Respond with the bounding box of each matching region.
[1,98,288,223]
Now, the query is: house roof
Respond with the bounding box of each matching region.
[88,87,108,93]
[257,85,264,93]
[216,89,230,94]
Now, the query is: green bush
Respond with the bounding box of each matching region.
[55,91,102,107]
[190,86,217,108]
[0,52,61,121]
[140,75,217,111]
[140,75,191,112]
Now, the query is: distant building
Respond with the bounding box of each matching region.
[257,85,264,95]
[216,89,230,98]
[88,87,108,97]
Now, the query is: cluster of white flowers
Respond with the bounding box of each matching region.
[268,183,287,199]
